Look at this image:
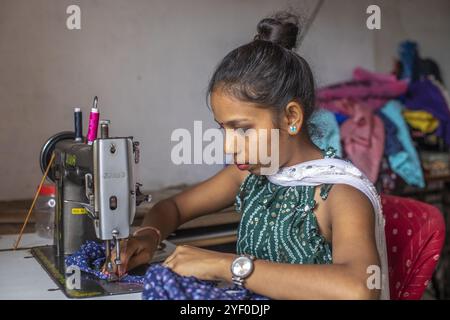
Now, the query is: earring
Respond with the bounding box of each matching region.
[289,125,297,133]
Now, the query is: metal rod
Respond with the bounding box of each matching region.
[115,238,121,266]
[100,120,110,139]
[105,240,111,263]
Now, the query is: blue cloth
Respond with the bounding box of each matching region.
[399,40,420,82]
[309,108,343,157]
[66,241,270,300]
[376,111,404,156]
[65,240,145,284]
[142,264,269,300]
[334,112,349,126]
[380,100,425,188]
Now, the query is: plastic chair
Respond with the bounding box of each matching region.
[381,194,445,299]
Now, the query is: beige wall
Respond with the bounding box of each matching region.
[1,0,449,200]
[374,0,450,84]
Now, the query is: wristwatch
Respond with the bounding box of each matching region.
[230,254,256,287]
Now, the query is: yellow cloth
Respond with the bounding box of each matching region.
[403,110,439,133]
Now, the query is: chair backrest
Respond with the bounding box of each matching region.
[381,194,445,299]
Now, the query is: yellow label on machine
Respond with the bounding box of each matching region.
[66,154,77,166]
[72,207,87,215]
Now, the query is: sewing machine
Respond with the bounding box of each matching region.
[31,120,176,298]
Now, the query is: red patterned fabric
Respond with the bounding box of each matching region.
[381,194,445,299]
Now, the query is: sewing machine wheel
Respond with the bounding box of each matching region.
[40,131,78,182]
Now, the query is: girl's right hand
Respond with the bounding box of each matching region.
[108,232,159,277]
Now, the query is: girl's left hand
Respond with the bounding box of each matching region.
[162,245,235,281]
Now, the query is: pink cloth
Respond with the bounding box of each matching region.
[353,67,403,84]
[317,68,408,182]
[317,68,408,111]
[338,100,385,182]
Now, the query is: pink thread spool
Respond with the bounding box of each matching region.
[87,96,99,145]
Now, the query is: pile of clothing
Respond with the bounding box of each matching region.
[310,41,450,191]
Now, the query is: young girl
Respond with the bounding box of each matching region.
[111,14,389,300]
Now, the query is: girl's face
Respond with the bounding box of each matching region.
[211,89,296,175]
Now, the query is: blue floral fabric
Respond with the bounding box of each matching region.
[66,240,270,300]
[65,240,145,284]
[142,264,269,300]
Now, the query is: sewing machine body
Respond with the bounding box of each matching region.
[51,136,136,256]
[32,129,176,298]
[93,138,136,241]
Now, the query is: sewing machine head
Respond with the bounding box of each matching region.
[40,121,150,279]
[32,98,176,297]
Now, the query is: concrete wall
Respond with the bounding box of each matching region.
[0,0,449,200]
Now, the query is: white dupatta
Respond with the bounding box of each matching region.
[267,157,390,300]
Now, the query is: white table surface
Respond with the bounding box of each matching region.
[0,233,141,300]
[0,232,52,251]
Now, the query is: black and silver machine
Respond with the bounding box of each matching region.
[32,98,175,298]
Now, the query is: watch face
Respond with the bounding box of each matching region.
[232,256,253,277]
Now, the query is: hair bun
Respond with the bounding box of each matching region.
[255,11,300,50]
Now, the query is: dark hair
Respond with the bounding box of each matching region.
[207,12,316,129]
[254,11,300,50]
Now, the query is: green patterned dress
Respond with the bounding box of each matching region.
[235,146,339,265]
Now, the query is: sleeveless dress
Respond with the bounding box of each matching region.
[235,146,337,264]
